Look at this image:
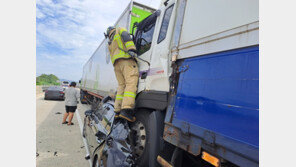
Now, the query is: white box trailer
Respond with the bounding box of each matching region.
[80,1,155,99]
[175,0,259,59]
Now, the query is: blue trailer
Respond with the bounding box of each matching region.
[163,45,259,167]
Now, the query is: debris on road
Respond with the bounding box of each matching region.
[55,112,62,114]
[54,151,57,156]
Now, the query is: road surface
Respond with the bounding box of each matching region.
[36,93,91,167]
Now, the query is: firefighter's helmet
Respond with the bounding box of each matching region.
[106,26,115,38]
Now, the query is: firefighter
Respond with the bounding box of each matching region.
[105,26,139,122]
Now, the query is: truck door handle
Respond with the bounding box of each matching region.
[141,72,148,79]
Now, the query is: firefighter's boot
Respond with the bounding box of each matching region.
[119,108,136,122]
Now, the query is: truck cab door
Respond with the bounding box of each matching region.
[145,1,176,91]
[134,12,159,91]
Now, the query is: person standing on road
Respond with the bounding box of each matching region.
[62,82,80,125]
[105,26,139,122]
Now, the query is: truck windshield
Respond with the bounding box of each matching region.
[135,13,157,55]
[138,24,155,55]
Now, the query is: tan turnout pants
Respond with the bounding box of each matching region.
[114,58,139,112]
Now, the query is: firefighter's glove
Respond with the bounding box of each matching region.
[128,51,137,58]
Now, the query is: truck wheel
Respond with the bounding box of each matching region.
[131,109,165,167]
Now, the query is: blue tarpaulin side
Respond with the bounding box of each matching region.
[173,45,259,147]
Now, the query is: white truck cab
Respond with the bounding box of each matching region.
[134,0,176,93]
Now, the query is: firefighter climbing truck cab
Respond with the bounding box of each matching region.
[81,0,259,166]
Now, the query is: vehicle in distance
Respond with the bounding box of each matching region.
[44,86,65,100]
[61,81,69,89]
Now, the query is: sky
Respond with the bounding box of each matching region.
[36,0,161,81]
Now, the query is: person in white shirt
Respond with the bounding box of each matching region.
[62,82,80,125]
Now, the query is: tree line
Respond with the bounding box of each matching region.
[36,74,60,85]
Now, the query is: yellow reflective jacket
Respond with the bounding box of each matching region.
[108,27,136,65]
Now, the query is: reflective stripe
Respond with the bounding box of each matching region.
[123,91,136,98]
[116,95,123,100]
[116,34,124,49]
[124,94,136,98]
[114,34,120,40]
[125,41,135,48]
[111,52,130,64]
[110,33,131,64]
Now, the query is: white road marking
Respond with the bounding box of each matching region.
[76,109,92,167]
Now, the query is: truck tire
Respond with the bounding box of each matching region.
[132,109,165,167]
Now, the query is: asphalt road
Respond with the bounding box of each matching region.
[36,93,91,167]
